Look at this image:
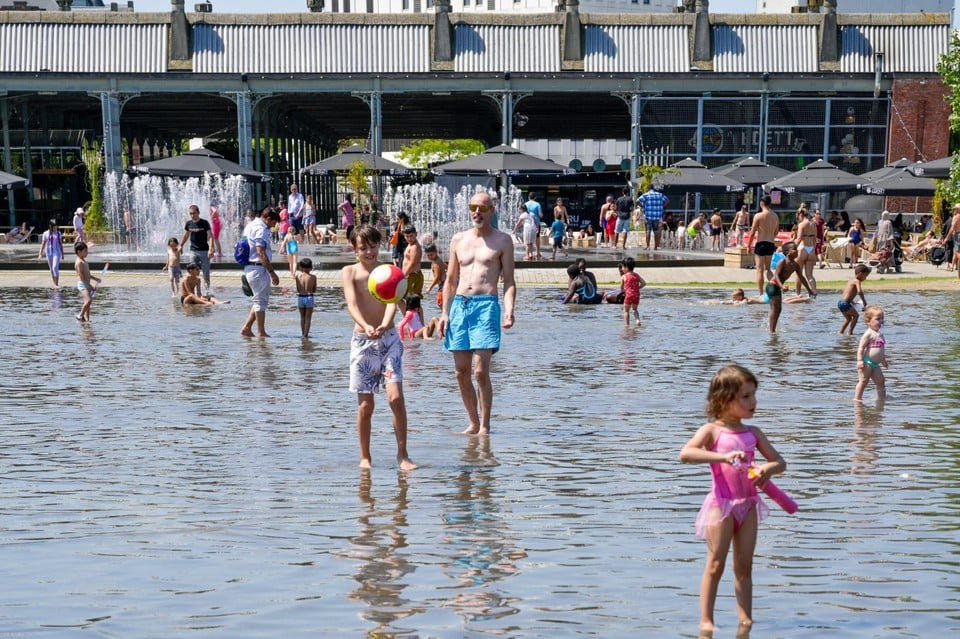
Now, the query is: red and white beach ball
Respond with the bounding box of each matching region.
[367,264,408,304]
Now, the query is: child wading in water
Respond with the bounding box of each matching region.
[295,257,317,339]
[856,305,888,401]
[73,241,101,322]
[162,237,182,297]
[838,264,871,334]
[341,224,417,471]
[680,364,787,633]
[620,256,646,326]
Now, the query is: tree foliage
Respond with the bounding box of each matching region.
[935,31,960,219]
[81,140,109,233]
[397,139,484,168]
[634,164,670,193]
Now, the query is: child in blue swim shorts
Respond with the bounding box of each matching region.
[443,294,502,353]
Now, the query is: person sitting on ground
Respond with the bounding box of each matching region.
[315,224,338,244]
[562,263,602,304]
[180,263,229,306]
[397,294,440,340]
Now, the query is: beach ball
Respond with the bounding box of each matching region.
[368,264,408,304]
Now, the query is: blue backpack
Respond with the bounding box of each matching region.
[234,236,250,266]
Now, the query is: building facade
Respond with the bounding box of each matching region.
[757,0,954,13]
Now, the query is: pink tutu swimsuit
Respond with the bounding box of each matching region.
[695,427,769,539]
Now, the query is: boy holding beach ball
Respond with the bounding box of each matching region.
[340,224,417,471]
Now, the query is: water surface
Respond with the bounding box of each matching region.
[2,283,958,637]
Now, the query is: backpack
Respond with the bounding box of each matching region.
[234,236,250,266]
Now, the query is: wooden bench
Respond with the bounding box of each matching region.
[60,226,77,244]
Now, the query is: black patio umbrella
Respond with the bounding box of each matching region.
[763,159,860,193]
[856,158,913,183]
[643,158,747,193]
[907,155,951,179]
[301,145,411,176]
[861,169,936,197]
[634,158,745,225]
[431,144,573,176]
[0,169,29,191]
[714,157,790,187]
[131,147,271,183]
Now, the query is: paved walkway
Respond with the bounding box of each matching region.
[4,242,957,290]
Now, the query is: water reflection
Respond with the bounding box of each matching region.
[3,286,960,637]
[851,401,883,475]
[346,471,421,637]
[441,438,524,628]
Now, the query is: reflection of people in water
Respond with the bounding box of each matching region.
[441,438,527,623]
[851,401,882,476]
[346,471,417,634]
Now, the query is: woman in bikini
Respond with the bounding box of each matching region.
[794,207,818,296]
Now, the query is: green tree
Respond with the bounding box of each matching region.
[935,30,960,224]
[397,139,484,168]
[634,164,669,193]
[81,140,109,233]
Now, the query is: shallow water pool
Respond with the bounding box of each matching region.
[2,283,959,637]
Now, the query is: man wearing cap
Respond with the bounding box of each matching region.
[72,207,86,243]
[240,206,281,337]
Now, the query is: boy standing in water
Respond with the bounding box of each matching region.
[401,225,424,300]
[341,224,417,471]
[73,242,101,322]
[295,257,317,339]
[838,264,871,335]
[765,241,814,333]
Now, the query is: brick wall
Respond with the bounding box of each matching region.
[885,77,949,214]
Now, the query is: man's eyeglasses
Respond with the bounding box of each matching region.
[469,204,491,212]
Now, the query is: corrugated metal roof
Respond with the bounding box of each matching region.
[584,25,688,73]
[193,24,431,74]
[0,23,166,73]
[454,24,560,73]
[840,25,949,73]
[714,25,818,73]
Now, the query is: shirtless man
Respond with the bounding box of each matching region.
[947,203,960,276]
[439,191,517,436]
[730,204,750,246]
[794,207,818,295]
[553,197,569,227]
[746,195,780,295]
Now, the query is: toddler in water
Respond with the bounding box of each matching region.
[295,257,317,339]
[856,305,888,402]
[397,294,439,340]
[281,226,299,277]
[162,237,182,297]
[620,256,646,326]
[680,364,788,633]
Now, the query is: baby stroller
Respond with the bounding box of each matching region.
[867,247,895,273]
[930,245,948,267]
[891,230,904,273]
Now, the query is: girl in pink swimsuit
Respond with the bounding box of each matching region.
[856,304,888,401]
[680,364,788,634]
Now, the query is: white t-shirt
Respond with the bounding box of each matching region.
[243,218,272,265]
